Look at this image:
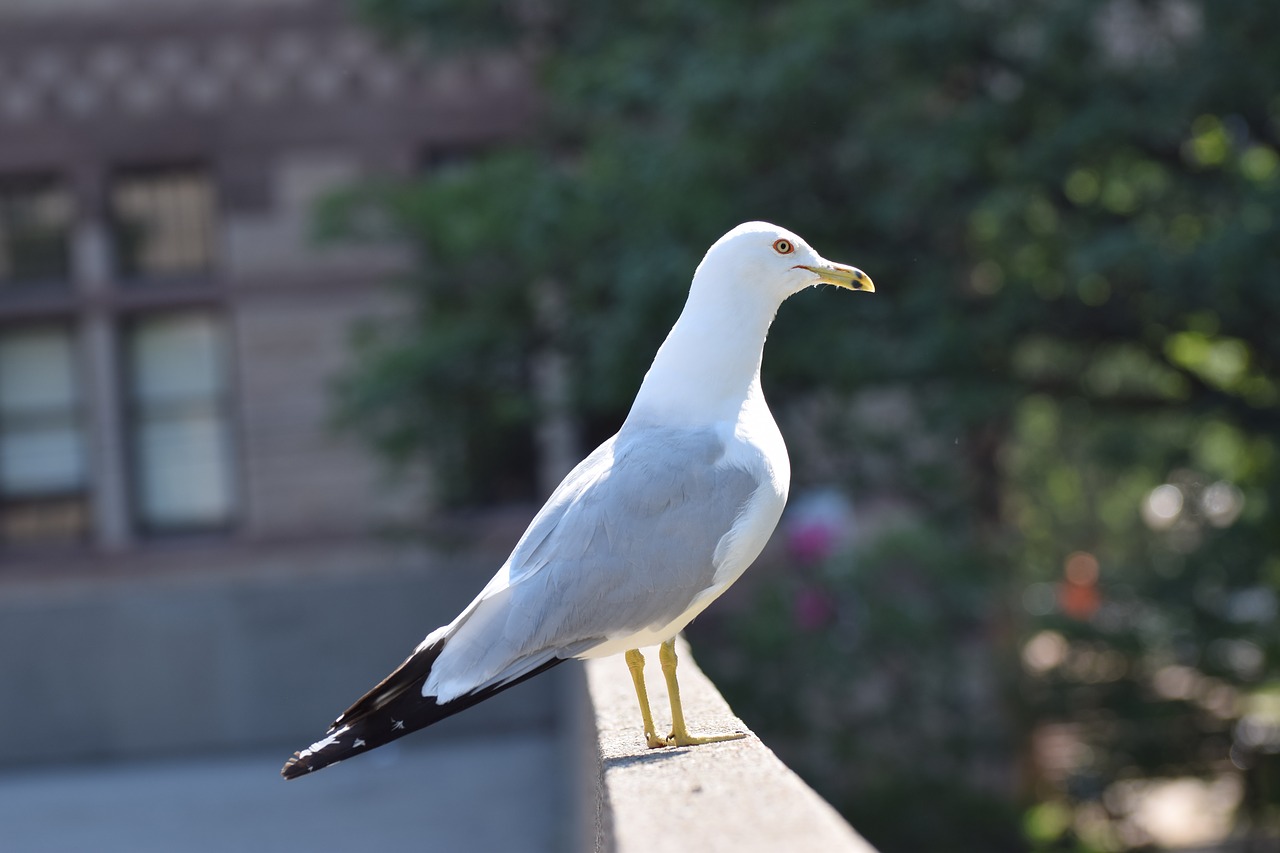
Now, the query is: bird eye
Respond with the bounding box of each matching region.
[772,239,794,255]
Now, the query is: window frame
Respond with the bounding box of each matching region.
[0,172,75,293]
[0,321,92,547]
[119,308,240,539]
[107,162,220,288]
[0,159,243,551]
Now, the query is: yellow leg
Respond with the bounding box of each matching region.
[625,649,668,749]
[659,638,746,747]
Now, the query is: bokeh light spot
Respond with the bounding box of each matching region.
[1023,630,1068,674]
[1141,483,1183,529]
[1064,551,1099,585]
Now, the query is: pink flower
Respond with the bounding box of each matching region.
[788,521,838,565]
[793,586,836,631]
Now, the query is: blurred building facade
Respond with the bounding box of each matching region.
[0,0,532,560]
[0,0,548,763]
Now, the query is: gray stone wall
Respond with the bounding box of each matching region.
[0,542,560,765]
[233,286,421,538]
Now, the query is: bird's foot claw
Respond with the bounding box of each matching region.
[644,733,669,749]
[665,730,747,747]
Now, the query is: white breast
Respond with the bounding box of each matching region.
[590,393,790,661]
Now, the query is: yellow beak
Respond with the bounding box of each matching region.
[795,261,875,293]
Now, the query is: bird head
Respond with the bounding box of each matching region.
[693,221,874,306]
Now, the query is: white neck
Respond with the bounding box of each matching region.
[624,285,781,427]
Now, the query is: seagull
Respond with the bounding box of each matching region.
[281,221,873,779]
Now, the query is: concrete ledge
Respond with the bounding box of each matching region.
[580,638,878,853]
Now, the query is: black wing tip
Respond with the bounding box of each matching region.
[280,755,306,780]
[279,654,568,781]
[281,747,348,780]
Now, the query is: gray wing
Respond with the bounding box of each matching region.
[425,424,760,701]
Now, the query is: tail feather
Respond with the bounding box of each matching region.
[281,640,562,780]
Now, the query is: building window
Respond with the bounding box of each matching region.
[0,175,73,289]
[110,166,216,280]
[0,326,88,545]
[125,312,236,533]
[0,164,238,551]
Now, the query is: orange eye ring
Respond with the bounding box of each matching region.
[772,239,794,255]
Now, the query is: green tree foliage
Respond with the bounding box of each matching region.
[333,0,1279,848]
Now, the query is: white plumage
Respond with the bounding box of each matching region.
[283,221,873,778]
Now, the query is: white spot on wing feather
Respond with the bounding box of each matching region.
[298,725,350,759]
